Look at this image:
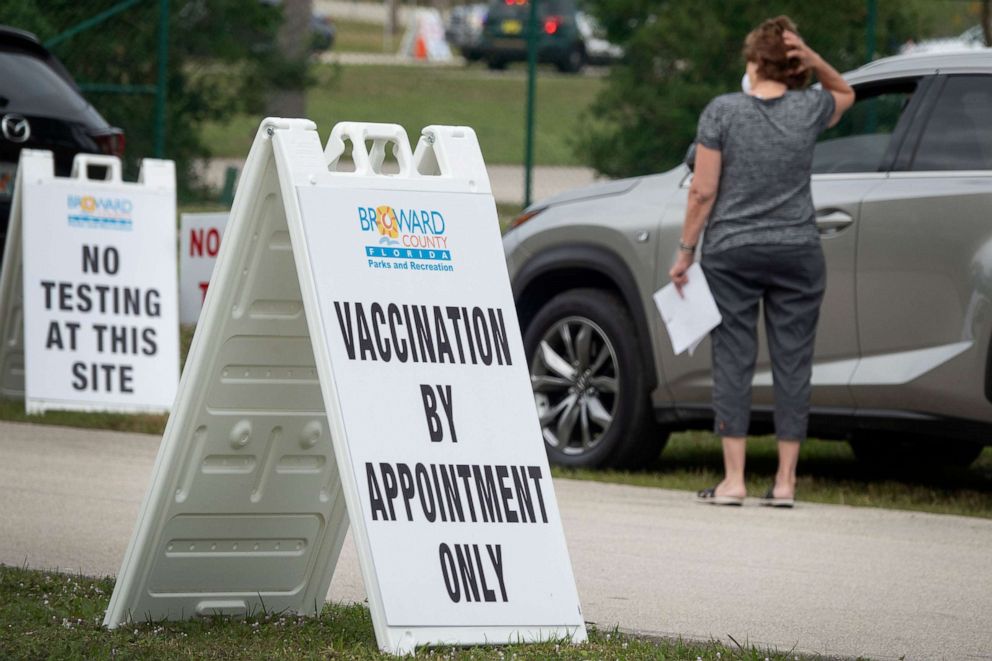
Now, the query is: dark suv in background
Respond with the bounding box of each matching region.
[0,26,124,261]
[479,0,588,72]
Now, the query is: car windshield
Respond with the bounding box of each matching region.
[0,50,93,120]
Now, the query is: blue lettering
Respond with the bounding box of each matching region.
[430,211,445,234]
[358,206,375,231]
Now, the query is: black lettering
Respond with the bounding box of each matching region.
[397,463,415,521]
[487,544,508,601]
[402,304,419,362]
[455,544,481,602]
[76,284,91,312]
[461,306,477,363]
[434,307,454,364]
[496,465,518,523]
[40,281,55,309]
[412,305,436,363]
[437,385,457,443]
[119,365,133,393]
[365,463,389,521]
[379,463,398,521]
[445,306,466,363]
[473,307,493,365]
[71,362,86,390]
[431,464,448,522]
[145,289,161,317]
[420,385,443,442]
[58,282,73,311]
[415,463,436,522]
[512,465,536,523]
[528,466,549,523]
[439,464,464,522]
[456,465,477,522]
[370,303,391,361]
[472,465,502,523]
[82,245,99,273]
[473,544,497,602]
[333,302,356,360]
[142,328,158,356]
[356,303,376,361]
[489,308,512,366]
[439,544,460,602]
[387,303,408,362]
[45,321,63,350]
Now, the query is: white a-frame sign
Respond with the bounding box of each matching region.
[0,150,178,413]
[104,118,587,653]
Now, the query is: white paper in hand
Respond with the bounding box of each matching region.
[653,263,722,356]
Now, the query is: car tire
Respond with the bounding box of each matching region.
[849,433,984,471]
[486,57,508,70]
[523,288,667,469]
[556,44,585,73]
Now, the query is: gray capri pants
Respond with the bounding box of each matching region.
[701,243,826,441]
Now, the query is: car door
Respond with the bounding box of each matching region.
[854,73,992,423]
[655,78,924,421]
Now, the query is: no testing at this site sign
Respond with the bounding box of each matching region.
[17,151,178,413]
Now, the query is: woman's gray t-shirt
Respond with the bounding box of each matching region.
[695,88,835,255]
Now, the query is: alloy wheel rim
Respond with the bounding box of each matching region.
[530,316,619,456]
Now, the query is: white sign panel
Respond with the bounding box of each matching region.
[179,212,228,324]
[296,185,581,626]
[19,151,179,413]
[104,120,584,654]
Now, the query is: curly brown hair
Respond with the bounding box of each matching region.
[742,15,811,90]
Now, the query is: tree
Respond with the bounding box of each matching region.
[576,0,957,178]
[0,0,308,197]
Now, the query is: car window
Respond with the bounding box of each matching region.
[0,50,91,119]
[812,80,917,174]
[912,75,992,171]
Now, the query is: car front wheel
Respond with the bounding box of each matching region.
[523,288,666,468]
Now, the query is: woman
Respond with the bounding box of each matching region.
[669,16,854,507]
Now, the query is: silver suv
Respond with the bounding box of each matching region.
[503,51,992,470]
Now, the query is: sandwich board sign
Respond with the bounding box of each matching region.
[104,118,587,654]
[0,150,179,413]
[178,212,228,324]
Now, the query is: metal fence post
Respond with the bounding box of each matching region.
[524,0,539,209]
[154,0,169,158]
[866,0,877,63]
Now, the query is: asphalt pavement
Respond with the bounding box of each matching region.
[2,420,990,660]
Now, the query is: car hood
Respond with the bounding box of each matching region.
[533,177,642,209]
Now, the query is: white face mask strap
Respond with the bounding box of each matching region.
[741,71,751,94]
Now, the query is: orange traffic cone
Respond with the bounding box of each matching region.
[414,33,428,60]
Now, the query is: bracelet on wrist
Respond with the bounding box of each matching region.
[678,240,696,254]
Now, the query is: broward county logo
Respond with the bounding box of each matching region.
[67,194,134,231]
[358,204,454,272]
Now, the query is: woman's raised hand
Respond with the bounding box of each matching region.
[783,30,818,74]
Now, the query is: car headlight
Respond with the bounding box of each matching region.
[509,205,547,230]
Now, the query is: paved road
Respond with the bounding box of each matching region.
[2,421,990,660]
[199,158,599,207]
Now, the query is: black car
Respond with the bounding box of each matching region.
[478,0,587,73]
[0,26,124,260]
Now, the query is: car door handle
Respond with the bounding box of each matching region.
[816,210,854,233]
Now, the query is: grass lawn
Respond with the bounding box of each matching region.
[0,564,815,660]
[556,431,992,519]
[332,19,398,54]
[200,64,602,166]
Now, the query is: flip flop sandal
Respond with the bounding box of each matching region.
[695,486,744,506]
[759,485,795,508]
